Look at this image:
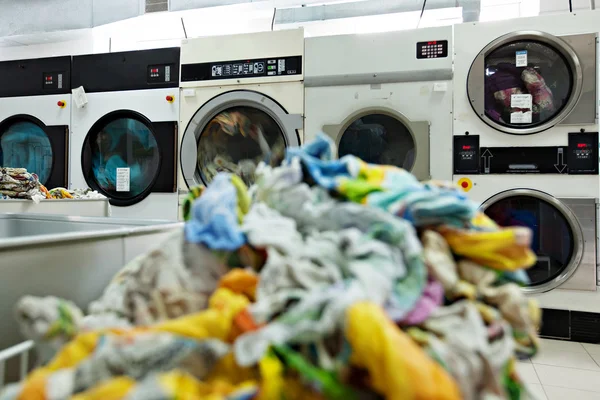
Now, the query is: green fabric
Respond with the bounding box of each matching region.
[273,345,357,400]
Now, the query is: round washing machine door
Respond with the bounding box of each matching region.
[81,111,176,206]
[322,108,429,180]
[0,115,67,188]
[180,90,302,188]
[481,189,584,293]
[467,31,583,135]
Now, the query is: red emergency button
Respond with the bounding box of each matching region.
[457,177,473,192]
[166,95,174,103]
[57,100,66,108]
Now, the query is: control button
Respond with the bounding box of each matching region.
[267,71,276,76]
[166,95,175,103]
[457,177,473,192]
[267,59,276,64]
[57,100,66,108]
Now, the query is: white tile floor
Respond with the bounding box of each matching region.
[519,338,600,399]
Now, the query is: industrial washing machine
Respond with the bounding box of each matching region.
[178,28,304,199]
[71,48,180,221]
[452,11,600,341]
[0,56,70,189]
[305,26,453,181]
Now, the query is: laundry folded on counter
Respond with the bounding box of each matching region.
[0,167,46,201]
[0,167,105,202]
[4,135,540,400]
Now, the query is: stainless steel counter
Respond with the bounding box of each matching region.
[0,213,184,372]
[0,198,110,218]
[0,213,181,248]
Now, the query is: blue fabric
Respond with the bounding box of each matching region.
[501,269,531,286]
[287,135,478,228]
[91,118,158,196]
[286,134,357,191]
[0,122,52,184]
[185,173,246,250]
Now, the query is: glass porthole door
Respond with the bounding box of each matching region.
[481,189,585,293]
[81,111,176,206]
[467,31,585,135]
[322,108,430,180]
[0,115,68,188]
[180,90,302,188]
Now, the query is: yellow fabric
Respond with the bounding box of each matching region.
[230,175,251,223]
[158,371,253,399]
[338,161,403,202]
[345,302,462,400]
[71,377,135,400]
[153,288,248,341]
[205,353,258,386]
[439,226,536,271]
[19,332,102,399]
[18,288,249,400]
[257,353,285,400]
[71,371,257,400]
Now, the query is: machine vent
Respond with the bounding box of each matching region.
[146,0,168,13]
[540,308,600,344]
[571,311,600,343]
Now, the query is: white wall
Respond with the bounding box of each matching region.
[0,0,584,60]
[0,29,109,61]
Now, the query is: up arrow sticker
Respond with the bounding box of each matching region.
[481,149,493,174]
[554,148,567,173]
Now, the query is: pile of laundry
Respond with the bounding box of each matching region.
[0,167,105,202]
[0,167,46,201]
[3,135,540,400]
[46,187,106,200]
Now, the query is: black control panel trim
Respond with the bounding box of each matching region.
[479,146,570,174]
[181,55,302,82]
[453,135,480,174]
[0,56,71,97]
[453,133,598,175]
[72,48,180,93]
[567,132,598,175]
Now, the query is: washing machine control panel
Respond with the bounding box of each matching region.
[43,71,66,90]
[416,40,448,59]
[453,135,480,174]
[147,64,176,84]
[568,132,599,174]
[181,56,302,82]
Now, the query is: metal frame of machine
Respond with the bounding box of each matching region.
[304,26,454,181]
[453,11,600,316]
[0,56,71,190]
[70,48,181,221]
[178,28,304,201]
